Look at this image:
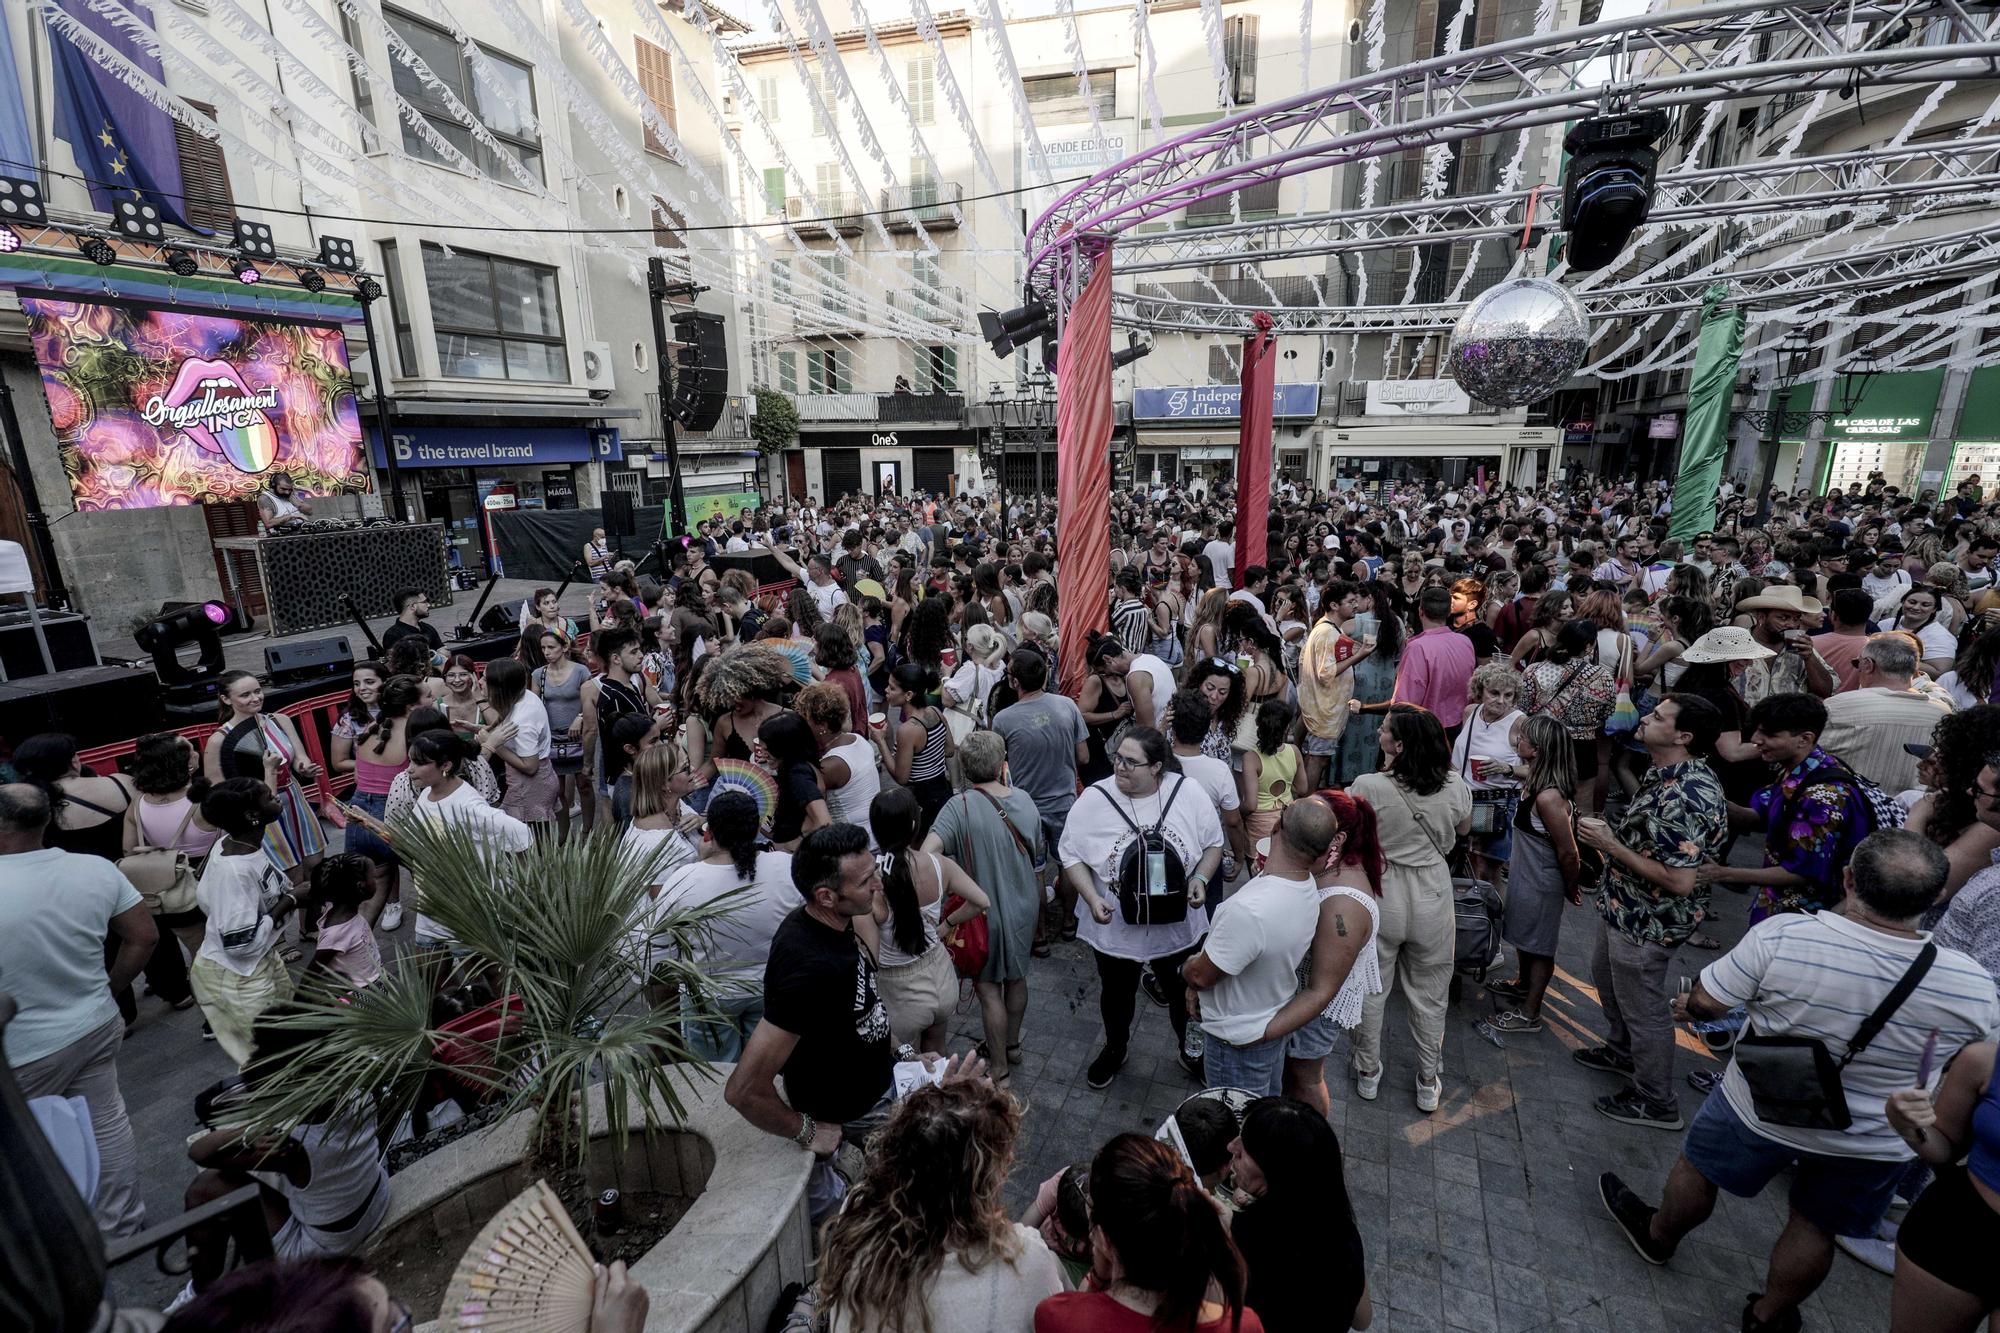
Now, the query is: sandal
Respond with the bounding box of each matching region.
[1687,933,1723,951]
[280,945,304,964]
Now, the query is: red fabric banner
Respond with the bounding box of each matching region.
[1055,251,1114,701]
[1234,310,1277,581]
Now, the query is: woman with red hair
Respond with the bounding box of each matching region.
[1257,789,1385,1115]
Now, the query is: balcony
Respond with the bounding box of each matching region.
[882,182,964,231]
[795,393,876,422]
[889,285,966,320]
[877,392,964,424]
[784,194,866,235]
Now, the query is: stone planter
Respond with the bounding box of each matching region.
[372,1064,812,1333]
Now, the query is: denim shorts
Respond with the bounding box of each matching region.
[1682,1089,1906,1238]
[1284,1008,1345,1061]
[1302,732,1341,757]
[344,789,398,868]
[1204,1030,1288,1098]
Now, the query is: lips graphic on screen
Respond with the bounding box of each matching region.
[158,358,280,473]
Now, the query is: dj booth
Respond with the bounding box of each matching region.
[213,522,452,635]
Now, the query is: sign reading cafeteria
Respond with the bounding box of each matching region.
[1133,383,1321,421]
[20,294,368,512]
[368,426,622,469]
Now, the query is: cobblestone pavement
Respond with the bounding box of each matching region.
[107,830,1896,1331]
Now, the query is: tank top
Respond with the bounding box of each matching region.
[1300,882,1384,1030]
[874,850,944,968]
[596,675,648,778]
[1257,745,1298,811]
[1969,1051,2000,1194]
[47,782,130,862]
[353,752,405,796]
[256,1106,387,1231]
[535,662,587,734]
[137,795,222,857]
[823,734,883,847]
[907,713,950,783]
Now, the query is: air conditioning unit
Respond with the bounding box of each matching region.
[580,341,616,394]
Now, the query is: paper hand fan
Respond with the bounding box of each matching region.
[440,1178,597,1332]
[710,758,778,833]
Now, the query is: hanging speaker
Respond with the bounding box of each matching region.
[669,311,728,433]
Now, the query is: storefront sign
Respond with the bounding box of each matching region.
[19,294,367,511]
[1826,370,1942,442]
[1133,383,1320,421]
[1041,122,1132,172]
[541,470,578,510]
[1564,419,1595,445]
[802,428,980,450]
[368,426,621,470]
[1649,414,1680,440]
[1361,380,1473,416]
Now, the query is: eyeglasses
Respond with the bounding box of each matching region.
[1970,783,2000,801]
[1112,754,1153,770]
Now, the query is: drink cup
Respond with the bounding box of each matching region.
[941,646,957,669]
[869,712,887,731]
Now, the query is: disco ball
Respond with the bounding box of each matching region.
[1444,276,1590,408]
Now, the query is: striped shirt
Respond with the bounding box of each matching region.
[1702,910,2000,1160]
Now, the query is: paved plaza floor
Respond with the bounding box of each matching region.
[104,827,1896,1331]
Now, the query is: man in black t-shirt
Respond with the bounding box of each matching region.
[724,824,898,1222]
[380,588,442,654]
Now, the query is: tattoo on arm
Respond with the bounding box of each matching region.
[1333,912,1348,937]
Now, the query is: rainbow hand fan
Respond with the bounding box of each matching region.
[440,1179,597,1332]
[710,758,778,834]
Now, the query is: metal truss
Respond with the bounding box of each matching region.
[1028,0,2000,346]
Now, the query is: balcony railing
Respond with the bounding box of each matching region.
[882,182,964,231]
[795,392,876,421]
[889,285,966,319]
[878,392,964,423]
[785,195,867,235]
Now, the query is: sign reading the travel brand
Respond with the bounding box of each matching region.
[1362,380,1473,417]
[366,426,621,470]
[1133,383,1321,421]
[19,294,368,511]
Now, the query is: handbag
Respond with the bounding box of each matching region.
[1733,943,1936,1131]
[1458,719,1515,836]
[936,827,991,979]
[119,796,202,917]
[1605,635,1640,735]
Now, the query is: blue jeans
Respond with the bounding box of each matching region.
[680,991,765,1064]
[1203,1030,1289,1097]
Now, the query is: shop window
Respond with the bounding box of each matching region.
[384,7,542,185]
[172,99,235,231]
[823,448,862,496]
[421,242,567,382]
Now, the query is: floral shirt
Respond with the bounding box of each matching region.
[1934,851,2000,981]
[1736,643,1827,707]
[1748,747,1873,919]
[1597,758,1730,948]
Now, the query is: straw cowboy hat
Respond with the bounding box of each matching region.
[1732,585,1824,618]
[1680,626,1777,665]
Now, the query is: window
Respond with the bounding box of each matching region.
[907,57,935,124]
[909,158,940,209]
[634,37,678,158]
[763,167,787,215]
[384,7,542,184]
[420,243,567,382]
[777,349,798,394]
[811,64,839,136]
[337,7,377,145]
[1021,72,1115,123]
[806,346,849,394]
[1388,334,1440,380]
[1207,343,1237,384]
[172,99,235,231]
[651,197,683,249]
[914,346,956,394]
[378,241,415,377]
[814,162,843,208]
[1223,16,1258,105]
[815,254,848,318]
[772,259,793,306]
[913,251,941,293]
[757,74,780,120]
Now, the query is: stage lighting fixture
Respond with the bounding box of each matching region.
[112,197,164,240]
[355,275,384,303]
[231,255,262,284]
[233,218,277,260]
[0,225,19,254]
[295,266,326,292]
[318,234,360,272]
[1560,108,1668,272]
[134,600,233,685]
[978,298,1052,359]
[76,233,117,266]
[1111,335,1153,370]
[0,175,47,225]
[162,247,199,276]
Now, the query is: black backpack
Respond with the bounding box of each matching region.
[1094,776,1191,927]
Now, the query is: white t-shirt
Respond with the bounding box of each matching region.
[1176,751,1241,813]
[1450,708,1524,791]
[506,692,552,760]
[409,783,534,945]
[807,579,849,621]
[650,852,799,996]
[1875,617,1957,663]
[1058,775,1222,961]
[1200,872,1321,1045]
[1863,569,1912,604]
[1125,654,1177,729]
[196,848,291,976]
[1202,539,1236,590]
[1701,911,2000,1160]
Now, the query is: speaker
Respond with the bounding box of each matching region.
[264,636,355,685]
[669,311,728,433]
[0,664,162,747]
[480,599,528,634]
[0,609,100,680]
[600,490,635,539]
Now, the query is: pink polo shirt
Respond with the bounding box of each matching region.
[1393,626,1478,729]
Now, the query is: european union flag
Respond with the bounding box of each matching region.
[45,0,206,233]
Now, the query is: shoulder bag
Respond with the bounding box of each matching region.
[1605,634,1641,735]
[932,832,989,980]
[1376,775,1455,863]
[1733,942,1936,1131]
[119,795,203,916]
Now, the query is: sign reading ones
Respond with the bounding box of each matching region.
[1133,383,1321,421]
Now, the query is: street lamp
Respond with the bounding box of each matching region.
[1738,329,1880,524]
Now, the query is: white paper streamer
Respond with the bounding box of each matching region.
[963,0,1054,187]
[1195,0,1231,109]
[1134,0,1166,145]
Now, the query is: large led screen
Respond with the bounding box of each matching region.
[20,295,368,512]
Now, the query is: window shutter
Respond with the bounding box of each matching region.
[174,100,235,231]
[778,350,797,394]
[1207,344,1234,384]
[763,167,787,213]
[938,347,956,393]
[1225,17,1259,105]
[635,38,677,156]
[651,196,684,249]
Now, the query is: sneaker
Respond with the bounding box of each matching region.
[380,901,403,932]
[163,1281,197,1315]
[1484,977,1529,1001]
[1416,1077,1442,1113]
[1572,1044,1636,1076]
[1178,1049,1205,1082]
[1836,1233,1897,1275]
[1599,1172,1674,1265]
[1595,1088,1684,1131]
[1688,1068,1724,1095]
[200,1021,215,1041]
[1741,1293,1804,1333]
[1354,1066,1382,1101]
[1140,968,1170,1009]
[1488,1010,1544,1033]
[1085,1046,1127,1090]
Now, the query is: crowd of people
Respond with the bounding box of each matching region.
[11,466,2000,1330]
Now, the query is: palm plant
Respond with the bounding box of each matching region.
[239,818,746,1185]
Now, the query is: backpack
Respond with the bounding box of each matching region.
[1093,776,1191,928]
[1452,876,1504,977]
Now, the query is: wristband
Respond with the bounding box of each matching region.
[792,1113,817,1148]
[896,1042,921,1064]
